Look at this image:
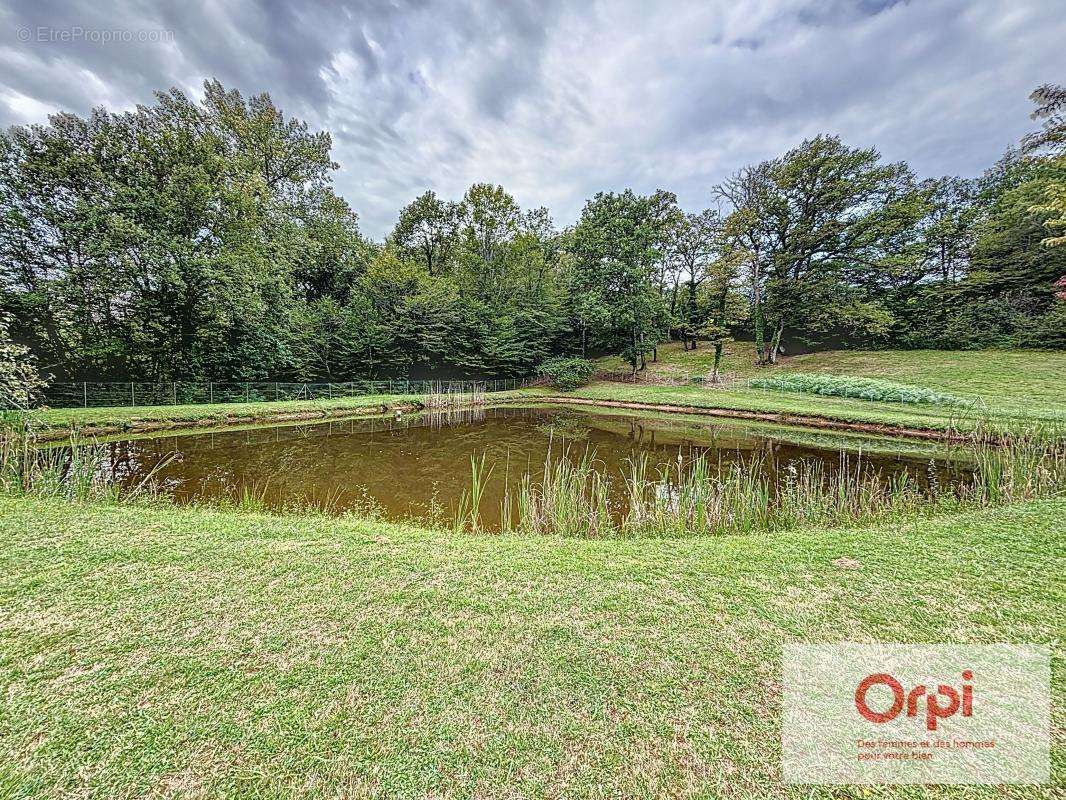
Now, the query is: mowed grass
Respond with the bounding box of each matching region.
[537,383,976,432]
[0,496,1062,799]
[591,343,1066,427]
[24,393,422,436]
[784,348,1066,415]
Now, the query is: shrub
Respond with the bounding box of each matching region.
[536,357,595,391]
[0,312,46,409]
[748,372,966,406]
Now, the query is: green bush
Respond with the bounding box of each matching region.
[748,372,966,406]
[536,357,595,391]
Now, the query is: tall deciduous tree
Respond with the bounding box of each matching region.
[717,136,922,362]
[1023,83,1066,247]
[668,209,722,350]
[390,191,462,276]
[569,191,672,373]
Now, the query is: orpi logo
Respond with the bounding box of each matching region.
[855,671,973,731]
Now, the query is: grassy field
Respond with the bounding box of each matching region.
[0,495,1061,799]
[590,343,1066,427]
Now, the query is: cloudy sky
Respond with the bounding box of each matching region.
[0,0,1062,238]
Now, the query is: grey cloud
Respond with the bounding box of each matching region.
[0,0,1062,238]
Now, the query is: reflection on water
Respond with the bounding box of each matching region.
[82,406,969,529]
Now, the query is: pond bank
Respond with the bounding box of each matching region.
[13,380,1058,443]
[16,395,426,441]
[500,394,968,441]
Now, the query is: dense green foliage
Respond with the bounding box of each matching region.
[0,82,571,382]
[748,373,965,406]
[536,357,594,391]
[1,80,1063,386]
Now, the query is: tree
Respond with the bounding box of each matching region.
[965,153,1066,320]
[1023,84,1066,247]
[0,80,360,381]
[569,191,672,373]
[714,165,773,362]
[457,183,523,286]
[668,209,722,350]
[390,191,462,276]
[717,136,922,362]
[701,247,748,382]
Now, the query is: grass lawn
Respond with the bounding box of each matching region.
[0,496,1061,798]
[783,348,1066,416]
[23,393,423,437]
[591,343,1066,427]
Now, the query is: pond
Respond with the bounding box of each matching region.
[74,405,972,530]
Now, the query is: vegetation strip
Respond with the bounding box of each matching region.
[22,400,425,441]
[498,395,968,441]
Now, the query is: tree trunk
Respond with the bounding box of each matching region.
[754,299,765,364]
[751,255,765,364]
[711,285,729,380]
[767,322,784,365]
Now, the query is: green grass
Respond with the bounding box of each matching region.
[21,393,423,436]
[0,496,1061,798]
[598,341,1065,405]
[785,348,1065,411]
[595,340,769,380]
[588,342,1066,430]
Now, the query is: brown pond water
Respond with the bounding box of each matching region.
[79,405,970,529]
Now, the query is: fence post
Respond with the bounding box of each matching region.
[82,381,87,408]
[209,382,213,404]
[275,382,279,402]
[130,382,135,407]
[172,382,177,405]
[245,382,250,403]
[328,383,332,400]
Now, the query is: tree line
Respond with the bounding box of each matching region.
[1,79,1063,384]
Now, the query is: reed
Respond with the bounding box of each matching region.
[514,445,613,537]
[0,428,171,502]
[422,382,487,410]
[458,422,1065,538]
[455,453,493,533]
[967,423,1065,504]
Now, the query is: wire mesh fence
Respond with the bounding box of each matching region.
[37,378,537,410]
